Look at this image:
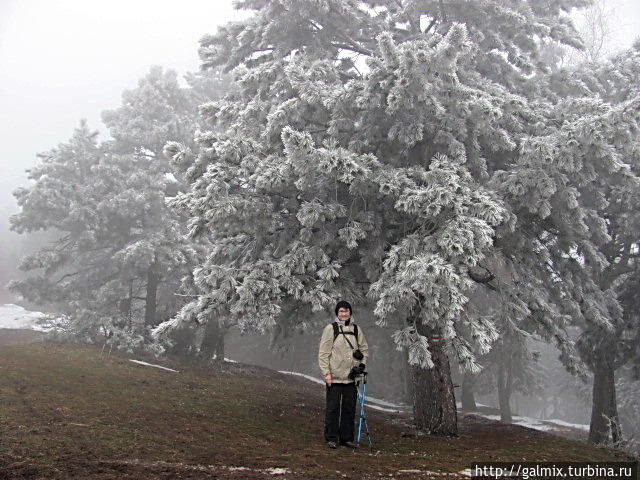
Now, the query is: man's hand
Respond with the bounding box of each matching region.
[325,373,332,386]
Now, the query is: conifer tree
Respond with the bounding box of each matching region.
[541,43,640,445]
[10,67,203,345]
[11,122,113,337]
[172,0,622,435]
[157,67,234,358]
[101,66,201,327]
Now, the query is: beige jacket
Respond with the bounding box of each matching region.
[318,320,369,384]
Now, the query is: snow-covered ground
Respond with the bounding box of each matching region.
[0,304,50,331]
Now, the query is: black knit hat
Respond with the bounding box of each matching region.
[334,300,352,317]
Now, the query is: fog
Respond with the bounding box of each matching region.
[0,0,246,300]
[1,0,639,466]
[2,1,639,300]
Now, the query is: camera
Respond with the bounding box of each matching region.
[348,363,366,380]
[353,349,364,360]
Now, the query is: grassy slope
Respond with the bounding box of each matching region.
[0,329,635,480]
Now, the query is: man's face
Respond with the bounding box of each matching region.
[337,307,351,322]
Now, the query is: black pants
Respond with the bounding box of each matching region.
[324,382,357,443]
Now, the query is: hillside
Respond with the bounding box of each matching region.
[0,329,635,480]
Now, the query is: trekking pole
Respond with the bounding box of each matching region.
[355,372,373,451]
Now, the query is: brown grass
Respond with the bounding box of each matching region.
[0,329,634,479]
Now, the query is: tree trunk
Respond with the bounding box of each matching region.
[589,356,622,444]
[144,261,159,327]
[412,321,458,435]
[127,280,133,327]
[201,317,225,362]
[461,373,478,412]
[497,351,513,423]
[118,295,131,317]
[118,280,133,326]
[403,349,414,405]
[215,325,225,361]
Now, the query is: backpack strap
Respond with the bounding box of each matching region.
[332,322,360,350]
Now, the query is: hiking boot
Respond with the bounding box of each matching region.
[327,441,338,449]
[339,441,356,448]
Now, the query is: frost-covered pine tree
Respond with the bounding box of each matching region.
[540,42,640,445]
[11,121,118,339]
[155,68,234,359]
[168,0,616,435]
[101,66,205,327]
[10,67,202,346]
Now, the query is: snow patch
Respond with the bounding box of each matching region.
[278,370,325,385]
[263,467,289,475]
[129,359,179,373]
[366,397,408,409]
[477,414,589,432]
[366,403,404,413]
[97,459,291,475]
[456,401,489,409]
[225,466,289,475]
[277,370,408,412]
[544,418,590,431]
[0,304,50,331]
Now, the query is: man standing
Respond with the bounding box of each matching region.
[318,300,369,449]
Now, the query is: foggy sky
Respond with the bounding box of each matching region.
[0,1,244,206]
[0,0,247,300]
[1,0,639,301]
